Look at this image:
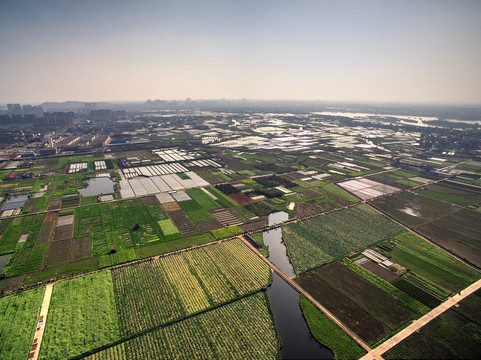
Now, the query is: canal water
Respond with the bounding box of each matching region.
[265,212,333,359]
[78,178,115,197]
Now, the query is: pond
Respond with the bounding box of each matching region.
[78,178,115,197]
[265,211,333,359]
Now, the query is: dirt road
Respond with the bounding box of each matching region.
[30,284,54,360]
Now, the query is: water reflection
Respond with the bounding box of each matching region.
[268,272,333,359]
[78,177,115,197]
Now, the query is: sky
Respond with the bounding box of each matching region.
[1,0,480,104]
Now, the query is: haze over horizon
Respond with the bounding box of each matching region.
[1,0,480,105]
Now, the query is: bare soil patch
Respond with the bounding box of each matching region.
[360,260,399,283]
[53,224,74,243]
[47,198,61,211]
[162,202,181,212]
[297,271,388,345]
[198,219,223,232]
[240,218,267,232]
[44,239,72,268]
[140,195,159,206]
[168,209,200,236]
[295,202,320,218]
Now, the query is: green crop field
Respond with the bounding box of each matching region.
[40,271,120,359]
[417,182,481,207]
[389,232,479,295]
[86,292,280,360]
[157,219,179,236]
[300,296,366,359]
[186,208,214,223]
[0,287,45,360]
[74,199,169,258]
[0,214,46,277]
[211,225,243,240]
[283,204,404,274]
[178,199,201,212]
[112,239,270,336]
[186,188,222,210]
[322,183,359,203]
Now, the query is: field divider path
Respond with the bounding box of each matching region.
[361,278,481,360]
[30,283,54,360]
[239,235,372,353]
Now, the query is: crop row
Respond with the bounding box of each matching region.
[86,292,279,360]
[283,204,404,274]
[112,239,270,336]
[0,287,45,360]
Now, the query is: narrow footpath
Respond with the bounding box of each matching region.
[29,284,54,360]
[239,236,372,353]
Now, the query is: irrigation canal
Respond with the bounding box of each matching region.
[263,212,334,359]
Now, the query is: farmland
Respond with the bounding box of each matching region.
[33,239,274,359]
[86,292,280,360]
[39,271,120,359]
[112,239,270,336]
[0,287,45,360]
[372,182,481,267]
[297,262,416,345]
[283,204,404,274]
[374,232,480,298]
[299,296,366,359]
[384,292,481,359]
[1,104,481,360]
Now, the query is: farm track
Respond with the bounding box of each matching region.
[361,278,481,360]
[239,236,373,353]
[30,283,53,360]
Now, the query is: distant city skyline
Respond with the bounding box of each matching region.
[1,0,480,105]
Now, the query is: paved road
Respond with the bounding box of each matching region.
[239,236,372,353]
[361,278,481,360]
[30,284,54,360]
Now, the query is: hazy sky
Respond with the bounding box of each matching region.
[1,0,480,104]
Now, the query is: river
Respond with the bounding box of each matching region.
[265,212,333,359]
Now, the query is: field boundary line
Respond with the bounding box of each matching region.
[71,289,267,360]
[360,278,481,360]
[29,283,54,360]
[239,235,372,353]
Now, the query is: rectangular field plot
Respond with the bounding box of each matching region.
[74,199,168,257]
[111,238,271,337]
[157,219,180,236]
[86,292,279,360]
[0,287,45,360]
[297,262,416,345]
[210,208,243,227]
[120,171,210,198]
[39,271,120,360]
[338,178,400,200]
[186,188,222,210]
[373,186,481,267]
[283,204,404,274]
[0,214,47,276]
